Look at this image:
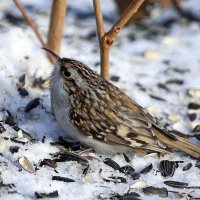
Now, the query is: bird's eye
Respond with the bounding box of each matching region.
[63,69,71,77]
[61,66,71,77]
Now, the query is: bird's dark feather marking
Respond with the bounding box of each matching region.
[127,132,138,138]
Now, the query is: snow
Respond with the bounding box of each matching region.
[0,0,200,199]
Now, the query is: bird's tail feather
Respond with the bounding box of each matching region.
[153,128,200,159]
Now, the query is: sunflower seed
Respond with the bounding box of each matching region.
[149,95,166,102]
[19,156,35,173]
[104,158,121,171]
[0,123,6,133]
[10,137,27,145]
[9,146,20,154]
[0,182,15,189]
[188,113,197,121]
[18,74,25,86]
[123,153,131,163]
[52,176,75,182]
[25,98,40,113]
[182,163,192,171]
[188,103,200,110]
[110,75,120,82]
[53,152,88,164]
[4,114,20,132]
[160,160,176,177]
[131,173,140,180]
[143,186,168,197]
[35,190,58,198]
[157,83,170,91]
[195,160,200,169]
[164,181,188,188]
[120,165,135,175]
[140,163,153,174]
[104,176,127,183]
[117,192,141,200]
[166,79,184,85]
[18,87,29,96]
[5,115,17,127]
[193,125,200,133]
[83,164,90,175]
[40,159,57,168]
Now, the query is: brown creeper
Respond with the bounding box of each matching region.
[43,48,200,158]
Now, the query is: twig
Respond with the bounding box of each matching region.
[106,0,146,44]
[93,0,146,79]
[93,0,109,79]
[13,0,55,63]
[13,0,46,48]
[47,0,67,62]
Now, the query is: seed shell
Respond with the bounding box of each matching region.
[164,181,189,188]
[53,152,88,164]
[182,163,192,171]
[140,163,153,174]
[104,158,121,171]
[160,160,176,177]
[25,98,40,113]
[40,159,57,168]
[52,176,75,182]
[35,190,58,198]
[19,156,35,173]
[9,146,20,154]
[120,165,135,175]
[143,186,168,197]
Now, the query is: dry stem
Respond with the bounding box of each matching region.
[93,0,109,79]
[13,0,46,48]
[93,0,146,80]
[13,0,55,63]
[47,0,67,62]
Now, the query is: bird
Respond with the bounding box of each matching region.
[43,47,200,159]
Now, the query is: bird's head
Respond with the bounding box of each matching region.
[42,47,102,95]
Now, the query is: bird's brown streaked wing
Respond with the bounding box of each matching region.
[70,102,164,150]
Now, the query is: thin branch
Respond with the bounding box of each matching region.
[106,0,146,46]
[93,0,109,79]
[13,0,46,48]
[93,0,146,79]
[93,0,105,41]
[47,0,67,60]
[13,0,55,63]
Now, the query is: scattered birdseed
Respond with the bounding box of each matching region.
[52,176,75,183]
[35,190,58,198]
[103,158,121,171]
[19,156,35,173]
[25,98,40,113]
[164,181,189,188]
[0,123,6,133]
[39,159,57,168]
[53,151,88,164]
[182,163,193,171]
[123,153,131,163]
[120,165,135,175]
[9,146,20,154]
[140,163,153,174]
[143,186,168,198]
[18,87,29,97]
[160,160,177,177]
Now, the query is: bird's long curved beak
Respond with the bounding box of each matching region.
[42,47,62,63]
